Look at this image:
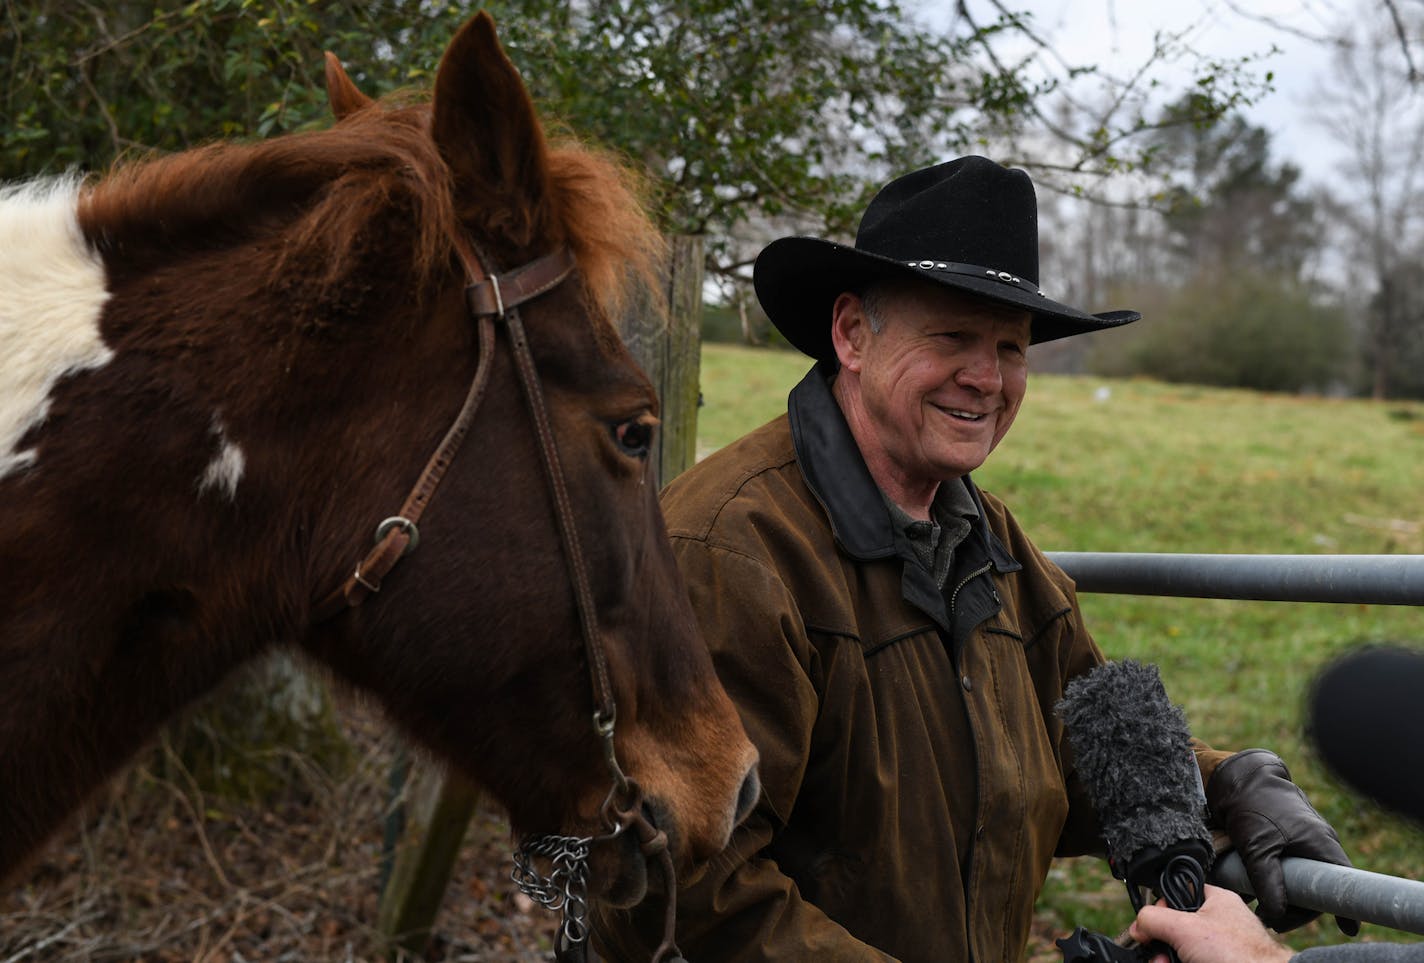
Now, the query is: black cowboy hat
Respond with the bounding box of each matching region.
[753,155,1140,361]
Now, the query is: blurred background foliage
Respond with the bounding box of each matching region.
[3,0,1421,398]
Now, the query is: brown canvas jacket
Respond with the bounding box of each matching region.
[592,364,1225,963]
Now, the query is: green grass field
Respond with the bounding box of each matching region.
[696,342,1424,953]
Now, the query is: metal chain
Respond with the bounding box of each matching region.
[512,833,594,947]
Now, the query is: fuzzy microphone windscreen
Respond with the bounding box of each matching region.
[1057,658,1212,871]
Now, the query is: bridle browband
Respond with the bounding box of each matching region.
[311,235,685,962]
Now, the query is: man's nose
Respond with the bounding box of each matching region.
[955,346,1004,393]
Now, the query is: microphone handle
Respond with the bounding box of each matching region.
[1209,852,1424,935]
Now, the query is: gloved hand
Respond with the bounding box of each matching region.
[1206,748,1360,935]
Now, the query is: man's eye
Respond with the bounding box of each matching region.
[613,418,655,458]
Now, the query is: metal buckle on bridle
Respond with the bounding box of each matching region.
[374,515,420,554]
[352,516,420,592]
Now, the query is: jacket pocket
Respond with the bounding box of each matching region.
[860,623,940,659]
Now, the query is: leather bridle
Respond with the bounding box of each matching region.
[310,234,684,962]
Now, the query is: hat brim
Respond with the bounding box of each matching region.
[754,236,1140,361]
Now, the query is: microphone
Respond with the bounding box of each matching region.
[1054,659,1215,962]
[1307,644,1424,825]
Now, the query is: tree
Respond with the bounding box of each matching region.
[1307,1,1424,399]
[1032,101,1353,390]
[1149,100,1320,279]
[1363,261,1424,400]
[951,1,1277,198]
[4,0,1269,297]
[492,1,976,236]
[1,1,458,173]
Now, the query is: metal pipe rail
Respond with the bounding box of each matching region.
[1211,851,1424,936]
[1045,553,1424,606]
[1048,553,1424,933]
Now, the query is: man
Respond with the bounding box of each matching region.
[592,157,1352,961]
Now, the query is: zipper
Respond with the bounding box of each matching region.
[949,561,993,616]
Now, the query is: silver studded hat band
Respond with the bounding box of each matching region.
[904,259,1048,298]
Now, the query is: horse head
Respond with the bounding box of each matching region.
[0,10,756,918]
[305,14,759,905]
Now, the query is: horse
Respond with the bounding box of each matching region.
[0,9,759,937]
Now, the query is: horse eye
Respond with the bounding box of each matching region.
[613,418,654,458]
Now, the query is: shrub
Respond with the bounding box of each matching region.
[1089,273,1354,393]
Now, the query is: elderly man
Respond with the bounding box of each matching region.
[591,157,1352,962]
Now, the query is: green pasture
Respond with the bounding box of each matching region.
[695,342,1424,952]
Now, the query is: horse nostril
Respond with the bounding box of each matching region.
[734,766,761,825]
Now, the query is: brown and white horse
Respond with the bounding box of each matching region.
[0,11,757,921]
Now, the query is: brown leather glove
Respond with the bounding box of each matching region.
[1207,748,1359,934]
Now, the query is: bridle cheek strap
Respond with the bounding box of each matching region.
[310,245,575,623]
[500,304,620,734]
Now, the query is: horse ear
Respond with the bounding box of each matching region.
[432,12,552,239]
[324,52,374,119]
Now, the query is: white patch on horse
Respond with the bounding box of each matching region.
[199,417,245,500]
[0,177,113,480]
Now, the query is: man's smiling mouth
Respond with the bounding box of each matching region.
[933,404,988,422]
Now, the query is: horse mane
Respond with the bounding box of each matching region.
[78,98,663,320]
[542,139,667,319]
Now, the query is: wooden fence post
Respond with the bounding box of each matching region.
[374,235,705,958]
[376,764,482,957]
[618,234,704,485]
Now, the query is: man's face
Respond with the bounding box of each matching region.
[833,281,1031,490]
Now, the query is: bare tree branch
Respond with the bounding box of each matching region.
[1379,0,1421,84]
[1220,0,1345,46]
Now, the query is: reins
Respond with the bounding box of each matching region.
[311,234,684,963]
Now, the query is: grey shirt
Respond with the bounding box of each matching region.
[882,477,979,589]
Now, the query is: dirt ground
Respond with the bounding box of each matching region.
[2,693,1069,962]
[1,696,559,962]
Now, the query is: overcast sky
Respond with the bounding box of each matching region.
[947,0,1357,187]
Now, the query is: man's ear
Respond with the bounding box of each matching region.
[830,292,870,373]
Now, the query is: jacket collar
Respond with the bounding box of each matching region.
[787,362,1020,576]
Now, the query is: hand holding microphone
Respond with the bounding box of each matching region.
[1125,645,1424,962]
[1129,884,1294,963]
